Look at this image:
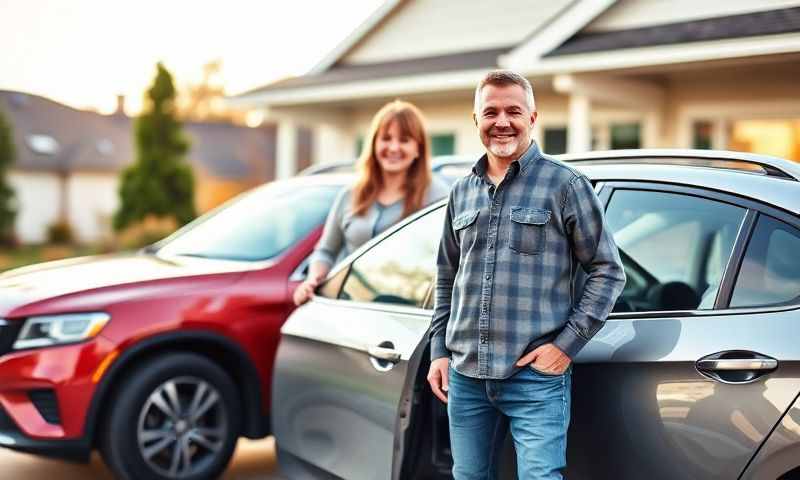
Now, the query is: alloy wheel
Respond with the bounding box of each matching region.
[136,376,229,479]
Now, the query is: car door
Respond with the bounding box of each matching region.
[565,183,800,480]
[273,205,446,480]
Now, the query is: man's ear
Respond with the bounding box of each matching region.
[472,112,478,127]
[530,111,538,128]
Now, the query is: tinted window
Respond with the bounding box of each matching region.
[611,123,641,149]
[605,190,746,312]
[157,183,340,261]
[339,207,445,308]
[544,128,567,155]
[431,134,455,156]
[731,215,800,308]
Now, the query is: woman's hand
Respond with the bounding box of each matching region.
[293,277,320,306]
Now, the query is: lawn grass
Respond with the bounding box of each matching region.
[0,244,109,273]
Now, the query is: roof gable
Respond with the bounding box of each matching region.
[584,0,800,32]
[318,0,571,69]
[549,6,800,57]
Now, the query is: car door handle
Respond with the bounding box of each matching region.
[368,345,401,363]
[696,350,778,384]
[696,359,778,371]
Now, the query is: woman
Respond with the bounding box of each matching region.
[293,100,450,305]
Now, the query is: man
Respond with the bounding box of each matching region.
[427,70,626,479]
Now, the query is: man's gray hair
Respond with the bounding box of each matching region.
[473,70,536,113]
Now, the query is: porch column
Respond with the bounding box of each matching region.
[276,121,298,179]
[643,111,663,148]
[314,124,356,165]
[532,114,544,147]
[712,118,730,150]
[567,94,592,153]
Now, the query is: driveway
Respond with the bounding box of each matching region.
[0,436,283,479]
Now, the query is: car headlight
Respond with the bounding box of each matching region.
[13,312,110,350]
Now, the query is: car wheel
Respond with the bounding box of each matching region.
[100,352,241,480]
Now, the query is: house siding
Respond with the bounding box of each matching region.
[341,0,570,65]
[9,172,61,243]
[67,173,119,243]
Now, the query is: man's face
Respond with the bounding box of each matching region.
[474,83,537,161]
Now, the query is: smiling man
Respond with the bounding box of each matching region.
[427,70,626,479]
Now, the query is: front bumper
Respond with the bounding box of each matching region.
[0,333,117,461]
[0,404,89,461]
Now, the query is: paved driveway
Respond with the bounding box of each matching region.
[0,437,282,479]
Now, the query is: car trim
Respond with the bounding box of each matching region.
[608,302,800,320]
[715,209,758,309]
[558,149,800,181]
[311,294,432,317]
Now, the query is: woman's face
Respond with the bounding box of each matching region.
[374,120,420,176]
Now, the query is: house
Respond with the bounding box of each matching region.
[229,0,800,178]
[0,90,277,244]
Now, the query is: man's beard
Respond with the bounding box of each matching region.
[488,138,518,158]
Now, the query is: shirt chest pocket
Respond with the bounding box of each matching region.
[453,209,479,245]
[508,207,550,255]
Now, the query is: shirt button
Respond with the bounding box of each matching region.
[485,274,491,280]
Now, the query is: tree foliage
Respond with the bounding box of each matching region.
[114,63,196,231]
[0,107,16,245]
[178,59,245,123]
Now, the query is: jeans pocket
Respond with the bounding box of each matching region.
[528,364,566,377]
[508,207,549,255]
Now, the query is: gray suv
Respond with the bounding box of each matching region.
[273,150,800,480]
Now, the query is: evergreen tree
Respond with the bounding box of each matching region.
[114,62,196,231]
[0,107,16,245]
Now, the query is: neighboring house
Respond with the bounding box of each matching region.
[0,90,277,244]
[230,0,800,177]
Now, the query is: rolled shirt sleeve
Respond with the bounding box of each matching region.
[553,175,626,358]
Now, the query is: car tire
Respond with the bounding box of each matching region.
[99,352,241,480]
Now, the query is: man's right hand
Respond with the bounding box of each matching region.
[427,357,450,403]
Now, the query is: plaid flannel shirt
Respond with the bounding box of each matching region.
[431,142,625,379]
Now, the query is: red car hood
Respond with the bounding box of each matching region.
[0,252,257,317]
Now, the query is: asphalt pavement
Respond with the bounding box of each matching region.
[0,436,282,479]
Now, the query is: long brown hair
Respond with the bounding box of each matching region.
[352,100,432,218]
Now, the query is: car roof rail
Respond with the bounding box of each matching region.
[558,149,800,182]
[298,160,356,176]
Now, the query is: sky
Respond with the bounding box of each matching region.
[0,0,384,115]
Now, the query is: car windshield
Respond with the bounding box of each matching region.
[156,182,341,261]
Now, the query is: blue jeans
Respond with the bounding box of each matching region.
[447,365,572,480]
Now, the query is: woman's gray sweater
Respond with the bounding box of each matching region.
[310,177,451,267]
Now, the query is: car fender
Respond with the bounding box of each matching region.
[84,330,268,447]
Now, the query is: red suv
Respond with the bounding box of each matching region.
[0,173,348,479]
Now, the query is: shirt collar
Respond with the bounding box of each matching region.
[471,141,542,181]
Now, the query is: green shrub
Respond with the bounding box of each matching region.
[47,221,74,244]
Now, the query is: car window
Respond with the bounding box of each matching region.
[605,189,746,312]
[157,183,340,261]
[338,207,446,308]
[730,215,800,308]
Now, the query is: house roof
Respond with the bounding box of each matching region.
[233,2,800,104]
[0,90,276,181]
[185,121,276,180]
[548,7,800,56]
[240,47,507,95]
